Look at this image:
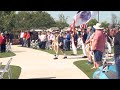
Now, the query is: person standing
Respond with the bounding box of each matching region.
[20,30,24,46]
[39,32,46,49]
[0,31,3,53]
[26,31,31,48]
[23,31,27,47]
[73,30,78,48]
[85,26,94,64]
[65,31,71,51]
[111,27,120,79]
[81,28,88,58]
[1,33,6,52]
[9,32,14,44]
[91,23,106,69]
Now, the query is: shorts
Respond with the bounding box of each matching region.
[93,50,103,62]
[85,44,90,51]
[59,45,63,49]
[59,42,63,49]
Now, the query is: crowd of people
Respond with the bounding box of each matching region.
[2,22,120,78]
[0,31,13,53]
[19,23,115,63]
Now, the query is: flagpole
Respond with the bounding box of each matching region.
[98,11,99,22]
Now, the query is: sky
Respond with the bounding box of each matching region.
[47,11,120,25]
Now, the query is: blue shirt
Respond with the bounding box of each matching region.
[66,33,71,40]
[82,33,87,43]
[74,33,78,41]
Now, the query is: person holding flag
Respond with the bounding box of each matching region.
[70,11,98,56]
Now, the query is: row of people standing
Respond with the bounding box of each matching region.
[19,30,31,47]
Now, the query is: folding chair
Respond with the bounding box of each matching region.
[0,58,12,79]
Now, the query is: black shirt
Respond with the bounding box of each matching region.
[114,31,120,56]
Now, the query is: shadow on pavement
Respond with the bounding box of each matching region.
[12,51,26,53]
[29,77,56,79]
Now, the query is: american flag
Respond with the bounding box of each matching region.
[80,24,87,29]
[70,11,98,31]
[74,11,98,26]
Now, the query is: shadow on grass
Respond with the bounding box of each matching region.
[1,65,22,79]
[73,60,97,79]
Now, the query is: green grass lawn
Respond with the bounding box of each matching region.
[0,51,16,58]
[73,60,97,79]
[39,49,83,55]
[0,65,21,79]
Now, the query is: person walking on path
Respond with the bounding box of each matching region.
[53,31,67,59]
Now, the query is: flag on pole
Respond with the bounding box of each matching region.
[70,11,98,31]
[74,11,98,26]
[70,11,98,55]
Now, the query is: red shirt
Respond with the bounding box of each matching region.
[92,30,106,52]
[1,36,6,44]
[26,32,30,39]
[0,35,3,44]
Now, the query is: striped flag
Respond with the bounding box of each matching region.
[70,11,98,31]
[80,24,87,29]
[74,11,98,26]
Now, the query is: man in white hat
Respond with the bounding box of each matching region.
[91,23,106,69]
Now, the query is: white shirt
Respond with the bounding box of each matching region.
[40,35,46,42]
[20,32,24,38]
[50,34,54,41]
[38,35,41,40]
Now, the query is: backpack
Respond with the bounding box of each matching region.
[93,58,118,79]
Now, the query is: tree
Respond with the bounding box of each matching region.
[87,19,98,27]
[8,11,56,30]
[58,13,67,23]
[111,13,118,28]
[55,13,69,29]
[0,11,16,32]
[101,21,109,28]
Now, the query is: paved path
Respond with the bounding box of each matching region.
[0,45,89,79]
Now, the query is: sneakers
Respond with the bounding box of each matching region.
[53,57,58,59]
[63,56,67,59]
[81,56,87,58]
[53,56,67,59]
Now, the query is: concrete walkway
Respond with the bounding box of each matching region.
[0,45,89,79]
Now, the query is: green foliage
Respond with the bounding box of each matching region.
[54,13,69,29]
[87,19,98,27]
[55,21,69,29]
[74,60,96,79]
[0,11,69,32]
[101,21,109,28]
[0,11,16,32]
[0,11,56,32]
